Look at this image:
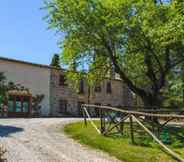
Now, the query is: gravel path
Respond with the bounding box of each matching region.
[0,118,120,162]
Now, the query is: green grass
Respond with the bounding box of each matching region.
[64,121,184,162]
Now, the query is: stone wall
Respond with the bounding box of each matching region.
[50,69,79,116]
[50,69,133,116]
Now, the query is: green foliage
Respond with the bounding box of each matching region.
[0,73,7,104]
[50,54,61,68]
[5,81,44,113]
[32,94,45,113]
[45,0,184,106]
[6,82,30,92]
[0,72,44,114]
[0,73,5,83]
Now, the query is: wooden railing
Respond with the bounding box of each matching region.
[81,104,184,162]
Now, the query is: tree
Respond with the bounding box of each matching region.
[45,0,184,108]
[0,72,6,104]
[50,54,61,68]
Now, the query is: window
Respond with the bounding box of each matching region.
[95,85,101,93]
[8,96,14,112]
[79,79,84,94]
[15,96,21,112]
[106,81,112,93]
[59,99,67,113]
[23,97,30,113]
[59,74,67,86]
[7,94,32,117]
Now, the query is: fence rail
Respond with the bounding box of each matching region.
[82,104,184,119]
[81,104,184,162]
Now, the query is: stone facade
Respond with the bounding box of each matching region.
[50,69,133,117]
[50,69,79,116]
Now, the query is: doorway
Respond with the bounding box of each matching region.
[7,91,32,117]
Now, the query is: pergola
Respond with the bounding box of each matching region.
[7,90,32,117]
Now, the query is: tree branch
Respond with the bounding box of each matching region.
[142,32,164,74]
[102,38,148,97]
[144,53,159,91]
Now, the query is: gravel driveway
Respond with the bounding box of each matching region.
[0,118,120,162]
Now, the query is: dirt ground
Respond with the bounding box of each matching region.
[0,118,120,162]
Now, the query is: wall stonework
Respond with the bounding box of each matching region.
[50,69,133,116]
[50,69,79,116]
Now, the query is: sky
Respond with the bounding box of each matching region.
[0,1,63,65]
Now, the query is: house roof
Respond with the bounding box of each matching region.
[0,56,121,81]
[0,56,62,70]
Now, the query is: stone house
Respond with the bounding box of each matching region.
[0,56,133,117]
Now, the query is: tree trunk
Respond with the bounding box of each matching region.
[141,94,162,109]
[141,94,162,127]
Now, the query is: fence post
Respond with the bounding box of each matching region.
[120,121,124,135]
[82,106,87,126]
[100,108,105,134]
[130,115,135,144]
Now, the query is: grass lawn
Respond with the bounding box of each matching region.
[64,120,184,162]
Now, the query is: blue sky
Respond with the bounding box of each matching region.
[0,1,63,65]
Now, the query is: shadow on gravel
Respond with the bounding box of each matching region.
[0,125,23,137]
